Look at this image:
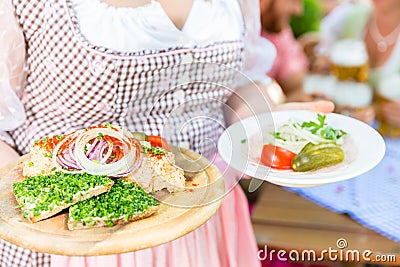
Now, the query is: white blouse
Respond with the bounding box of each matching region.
[73,0,244,51]
[0,0,276,134]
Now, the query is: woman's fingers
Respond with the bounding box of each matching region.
[273,100,335,113]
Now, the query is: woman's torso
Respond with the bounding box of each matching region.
[11,0,245,156]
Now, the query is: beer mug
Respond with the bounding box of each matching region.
[376,73,400,137]
[329,39,369,83]
[333,80,373,113]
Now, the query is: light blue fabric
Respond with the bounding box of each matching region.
[286,130,400,242]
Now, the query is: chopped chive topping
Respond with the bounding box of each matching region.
[28,162,34,167]
[97,132,104,140]
[13,172,113,219]
[241,139,246,144]
[104,122,113,128]
[43,152,53,158]
[69,179,159,227]
[109,155,116,159]
[34,140,39,144]
[142,145,167,156]
[42,137,48,143]
[56,135,63,140]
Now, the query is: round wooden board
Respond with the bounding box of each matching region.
[0,146,224,256]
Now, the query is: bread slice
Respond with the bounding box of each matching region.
[22,134,72,177]
[68,179,160,230]
[68,205,159,230]
[125,141,185,193]
[13,172,114,223]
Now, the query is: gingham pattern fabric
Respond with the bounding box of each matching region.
[0,239,50,267]
[5,0,245,156]
[2,0,244,265]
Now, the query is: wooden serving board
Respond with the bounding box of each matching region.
[0,146,224,256]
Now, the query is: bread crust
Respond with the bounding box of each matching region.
[15,182,114,223]
[67,205,160,230]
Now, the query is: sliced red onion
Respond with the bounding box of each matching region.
[52,131,83,174]
[52,126,142,177]
[85,138,99,157]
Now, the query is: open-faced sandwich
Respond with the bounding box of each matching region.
[13,123,186,230]
[68,179,159,230]
[13,172,114,223]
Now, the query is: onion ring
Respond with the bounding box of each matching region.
[52,126,142,177]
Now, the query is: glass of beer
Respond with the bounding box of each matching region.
[328,39,373,118]
[333,81,373,114]
[376,73,400,137]
[329,39,369,83]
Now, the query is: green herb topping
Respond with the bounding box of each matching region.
[104,122,113,128]
[301,114,347,141]
[69,179,159,227]
[142,145,168,156]
[43,152,53,158]
[13,172,113,218]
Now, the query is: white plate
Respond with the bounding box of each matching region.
[218,110,386,187]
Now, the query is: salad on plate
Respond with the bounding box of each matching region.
[253,114,353,172]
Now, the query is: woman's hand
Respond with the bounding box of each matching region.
[225,79,335,127]
[380,100,400,127]
[273,100,335,113]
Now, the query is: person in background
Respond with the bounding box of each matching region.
[260,0,312,102]
[314,0,400,125]
[0,0,334,266]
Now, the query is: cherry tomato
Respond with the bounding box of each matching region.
[147,135,170,151]
[260,144,296,170]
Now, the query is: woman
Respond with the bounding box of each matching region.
[260,0,312,102]
[315,0,400,125]
[0,0,333,266]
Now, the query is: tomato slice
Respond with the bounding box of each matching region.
[147,135,170,151]
[260,144,296,170]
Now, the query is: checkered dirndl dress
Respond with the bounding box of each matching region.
[1,0,244,266]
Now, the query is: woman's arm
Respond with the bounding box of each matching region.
[224,80,334,126]
[276,69,311,102]
[226,0,334,126]
[0,0,27,167]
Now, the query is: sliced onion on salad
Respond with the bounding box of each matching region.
[52,126,142,177]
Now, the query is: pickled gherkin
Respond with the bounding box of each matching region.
[292,142,344,172]
[131,131,148,142]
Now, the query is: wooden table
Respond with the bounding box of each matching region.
[251,183,400,265]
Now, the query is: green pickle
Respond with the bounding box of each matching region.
[131,131,148,142]
[292,142,344,172]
